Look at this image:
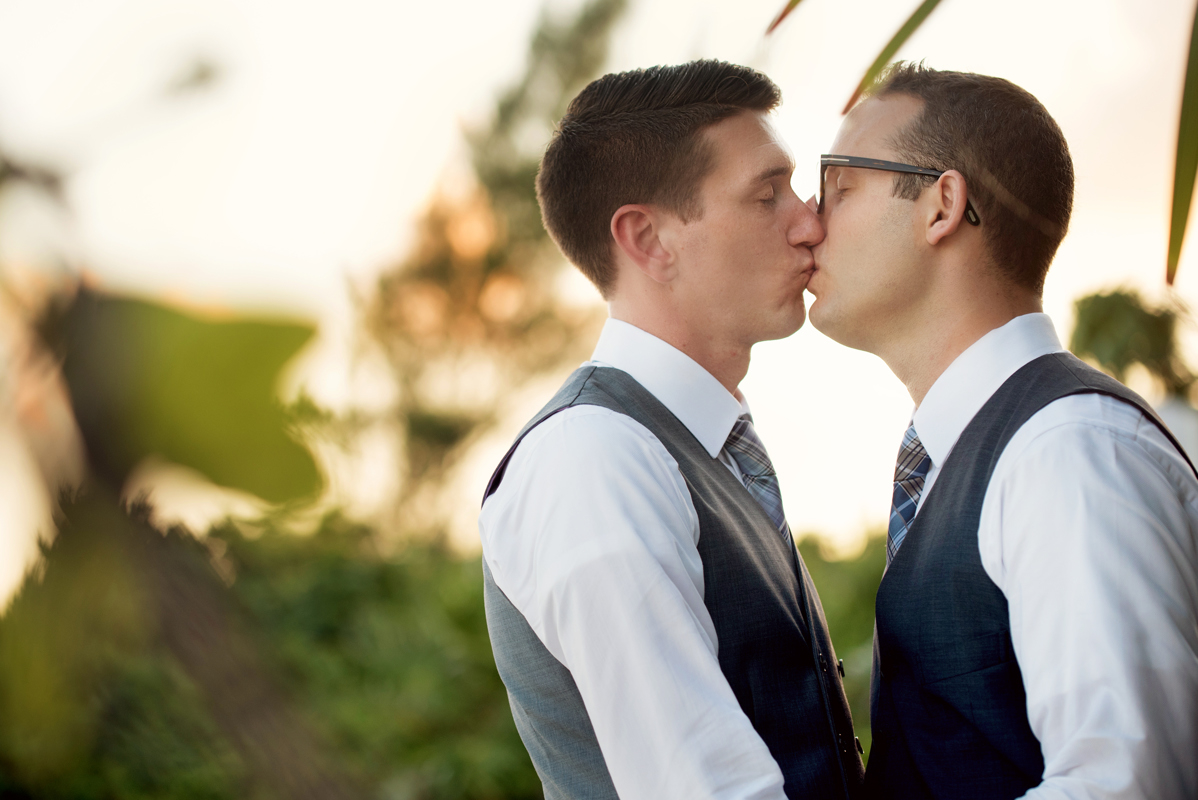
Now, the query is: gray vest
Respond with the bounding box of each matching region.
[482,366,864,799]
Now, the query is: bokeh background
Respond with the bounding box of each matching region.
[1,0,1196,796]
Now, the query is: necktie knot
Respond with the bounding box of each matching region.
[725,414,774,478]
[887,424,932,565]
[724,414,792,544]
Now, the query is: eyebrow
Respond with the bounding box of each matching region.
[753,160,795,185]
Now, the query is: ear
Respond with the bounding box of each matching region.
[925,170,971,246]
[611,204,676,284]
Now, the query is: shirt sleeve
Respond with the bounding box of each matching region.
[479,405,787,800]
[978,395,1198,800]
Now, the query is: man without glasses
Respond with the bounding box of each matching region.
[479,60,864,799]
[809,63,1198,799]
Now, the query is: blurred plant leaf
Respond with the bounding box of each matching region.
[765,0,811,35]
[1070,289,1193,394]
[1168,2,1198,284]
[841,0,943,114]
[44,288,320,503]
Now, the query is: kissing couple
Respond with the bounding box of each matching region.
[478,60,1198,800]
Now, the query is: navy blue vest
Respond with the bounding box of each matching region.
[484,366,865,799]
[865,352,1196,799]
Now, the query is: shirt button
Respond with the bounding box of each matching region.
[838,658,845,678]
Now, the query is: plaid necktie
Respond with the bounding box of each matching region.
[887,424,933,565]
[723,413,793,544]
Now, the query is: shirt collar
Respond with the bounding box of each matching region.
[913,312,1066,468]
[590,318,744,458]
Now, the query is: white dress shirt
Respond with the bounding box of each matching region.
[910,313,1198,800]
[478,318,788,800]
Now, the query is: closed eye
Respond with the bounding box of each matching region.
[830,178,851,203]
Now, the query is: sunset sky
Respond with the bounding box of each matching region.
[1,0,1196,600]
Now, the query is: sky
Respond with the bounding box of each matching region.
[0,0,1196,598]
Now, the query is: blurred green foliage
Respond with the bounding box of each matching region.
[0,499,885,798]
[1071,289,1193,396]
[40,289,320,503]
[799,534,886,757]
[0,498,539,799]
[208,517,539,799]
[0,491,249,800]
[1,287,345,798]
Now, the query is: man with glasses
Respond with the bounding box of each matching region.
[808,62,1198,800]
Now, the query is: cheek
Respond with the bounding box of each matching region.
[821,220,905,304]
[838,201,912,266]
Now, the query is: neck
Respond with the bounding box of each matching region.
[609,303,750,395]
[881,288,1042,407]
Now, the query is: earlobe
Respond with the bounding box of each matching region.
[926,170,969,246]
[611,204,676,284]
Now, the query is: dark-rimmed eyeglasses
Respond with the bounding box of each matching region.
[819,154,981,226]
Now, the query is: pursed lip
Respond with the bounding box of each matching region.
[796,263,815,288]
[801,262,820,294]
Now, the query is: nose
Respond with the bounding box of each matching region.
[790,194,825,248]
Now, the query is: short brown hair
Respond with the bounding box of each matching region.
[872,63,1074,295]
[536,60,781,298]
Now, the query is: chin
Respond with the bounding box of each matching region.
[806,299,841,340]
[762,306,807,342]
[808,304,875,352]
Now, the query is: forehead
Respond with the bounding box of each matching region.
[702,110,793,184]
[830,94,924,158]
